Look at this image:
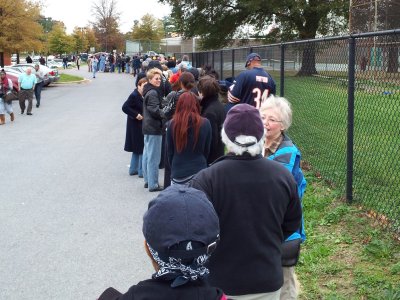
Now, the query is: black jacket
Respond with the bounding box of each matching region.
[142,83,165,135]
[98,279,225,300]
[190,154,302,295]
[122,89,144,154]
[200,95,226,164]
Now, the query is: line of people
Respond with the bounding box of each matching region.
[118,53,307,299]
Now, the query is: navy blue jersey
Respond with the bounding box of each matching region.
[228,67,276,109]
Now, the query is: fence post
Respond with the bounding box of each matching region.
[347,36,356,204]
[220,50,223,80]
[280,43,285,97]
[212,52,215,69]
[232,49,235,79]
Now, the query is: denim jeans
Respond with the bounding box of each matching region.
[0,98,13,114]
[92,65,97,78]
[142,135,162,189]
[125,63,130,73]
[129,153,143,176]
[34,81,43,106]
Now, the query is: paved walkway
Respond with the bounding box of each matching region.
[0,68,159,299]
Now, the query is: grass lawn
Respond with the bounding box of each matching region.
[59,73,84,82]
[298,171,400,299]
[268,70,400,234]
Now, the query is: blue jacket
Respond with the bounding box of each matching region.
[267,134,307,242]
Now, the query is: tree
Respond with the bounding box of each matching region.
[0,0,44,54]
[127,14,165,41]
[72,27,90,54]
[161,0,349,75]
[48,24,74,55]
[91,0,123,51]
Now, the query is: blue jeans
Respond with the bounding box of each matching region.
[34,82,43,106]
[129,153,143,176]
[142,135,162,189]
[92,65,97,78]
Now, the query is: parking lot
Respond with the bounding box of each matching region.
[0,69,158,299]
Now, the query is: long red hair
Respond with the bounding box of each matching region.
[172,92,203,153]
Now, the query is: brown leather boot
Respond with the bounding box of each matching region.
[10,112,15,122]
[0,114,5,125]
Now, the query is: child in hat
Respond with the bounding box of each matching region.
[98,185,226,300]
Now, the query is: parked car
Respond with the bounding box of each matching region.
[10,64,59,86]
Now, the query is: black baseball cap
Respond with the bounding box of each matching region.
[143,185,220,259]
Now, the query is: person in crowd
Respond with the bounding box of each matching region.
[100,54,106,72]
[39,56,46,66]
[227,53,276,111]
[132,55,141,77]
[76,55,81,71]
[163,72,196,120]
[166,92,211,186]
[260,96,307,300]
[201,65,219,80]
[166,58,176,72]
[109,53,115,73]
[135,60,149,87]
[197,75,226,165]
[91,55,99,78]
[0,69,15,125]
[142,68,166,192]
[97,185,225,300]
[121,54,126,73]
[162,71,197,188]
[62,56,68,69]
[33,64,44,108]
[18,67,37,115]
[125,55,131,74]
[26,55,33,64]
[190,104,302,299]
[122,78,147,177]
[87,56,92,73]
[116,55,122,74]
[169,62,188,90]
[181,54,192,69]
[148,60,172,99]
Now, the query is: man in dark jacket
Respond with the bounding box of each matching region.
[98,186,226,300]
[142,68,166,192]
[190,104,302,299]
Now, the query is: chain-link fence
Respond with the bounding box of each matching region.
[176,29,400,234]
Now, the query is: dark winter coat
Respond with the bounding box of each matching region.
[142,83,165,135]
[98,278,226,300]
[190,154,302,296]
[200,94,226,164]
[122,89,144,154]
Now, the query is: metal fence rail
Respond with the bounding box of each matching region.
[177,29,400,234]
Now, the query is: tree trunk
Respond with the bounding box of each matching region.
[297,43,318,76]
[387,46,398,73]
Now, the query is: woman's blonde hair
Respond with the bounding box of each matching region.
[146,68,162,80]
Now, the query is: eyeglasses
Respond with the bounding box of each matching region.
[153,77,161,81]
[261,117,282,124]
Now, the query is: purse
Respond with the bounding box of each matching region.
[281,238,301,267]
[4,91,19,104]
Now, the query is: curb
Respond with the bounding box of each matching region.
[53,79,90,85]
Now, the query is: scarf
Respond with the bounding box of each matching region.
[147,243,211,288]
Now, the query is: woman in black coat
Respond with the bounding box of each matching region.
[122,78,147,176]
[198,75,226,165]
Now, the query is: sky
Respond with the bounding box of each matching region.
[42,0,171,34]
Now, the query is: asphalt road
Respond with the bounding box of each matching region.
[0,68,158,299]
